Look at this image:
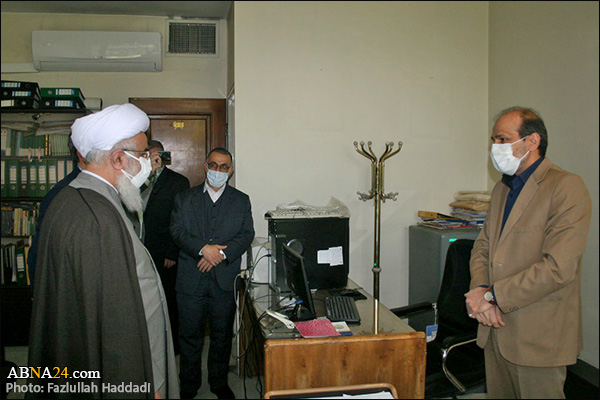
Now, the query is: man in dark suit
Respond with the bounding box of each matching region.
[142,140,191,354]
[27,135,85,289]
[171,148,254,399]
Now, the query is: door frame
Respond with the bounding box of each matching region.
[129,97,227,151]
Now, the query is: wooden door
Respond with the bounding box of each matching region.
[129,98,226,187]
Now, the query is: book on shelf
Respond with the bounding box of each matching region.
[1,128,11,156]
[7,159,19,197]
[40,87,84,98]
[2,243,16,285]
[15,244,27,286]
[57,159,66,182]
[18,160,29,197]
[1,98,40,109]
[1,159,6,198]
[28,159,39,196]
[47,159,58,191]
[1,80,40,91]
[1,240,31,286]
[40,87,86,109]
[1,87,41,101]
[37,159,48,198]
[1,203,38,237]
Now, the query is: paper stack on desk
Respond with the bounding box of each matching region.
[449,191,490,227]
[294,318,340,338]
[417,210,473,229]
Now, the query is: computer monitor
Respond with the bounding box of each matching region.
[281,243,317,321]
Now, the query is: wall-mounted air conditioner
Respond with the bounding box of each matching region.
[32,30,162,72]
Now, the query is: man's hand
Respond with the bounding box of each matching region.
[197,244,227,272]
[164,259,176,268]
[465,286,505,328]
[471,306,505,328]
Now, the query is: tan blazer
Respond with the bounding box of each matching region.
[470,158,591,367]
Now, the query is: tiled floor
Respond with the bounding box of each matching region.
[4,342,262,399]
[4,343,484,399]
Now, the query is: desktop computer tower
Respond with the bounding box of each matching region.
[267,217,350,292]
[408,225,481,304]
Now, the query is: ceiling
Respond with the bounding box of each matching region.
[0,1,232,19]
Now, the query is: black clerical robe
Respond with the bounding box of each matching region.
[27,186,154,399]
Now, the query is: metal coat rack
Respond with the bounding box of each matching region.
[354,141,403,331]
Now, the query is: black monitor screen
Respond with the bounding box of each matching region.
[282,243,317,321]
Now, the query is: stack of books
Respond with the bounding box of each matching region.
[417,210,474,229]
[449,191,491,227]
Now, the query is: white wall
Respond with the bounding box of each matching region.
[3,1,597,369]
[0,13,228,105]
[234,1,489,308]
[489,1,599,369]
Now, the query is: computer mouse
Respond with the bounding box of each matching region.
[340,289,367,300]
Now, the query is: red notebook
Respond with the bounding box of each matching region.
[294,318,341,338]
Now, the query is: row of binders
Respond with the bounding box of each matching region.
[1,80,86,110]
[1,157,75,198]
[1,240,30,286]
[2,127,71,157]
[1,202,38,237]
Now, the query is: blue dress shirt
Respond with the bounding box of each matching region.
[501,156,545,232]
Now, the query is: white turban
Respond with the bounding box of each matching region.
[71,103,149,157]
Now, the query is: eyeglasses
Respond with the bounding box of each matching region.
[207,162,231,172]
[122,149,151,159]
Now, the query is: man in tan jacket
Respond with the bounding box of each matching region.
[465,106,592,399]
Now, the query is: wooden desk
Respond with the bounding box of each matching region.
[241,280,426,398]
[264,382,398,399]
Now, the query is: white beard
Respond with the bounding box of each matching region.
[115,172,143,213]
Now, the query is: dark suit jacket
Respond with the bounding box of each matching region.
[27,167,81,287]
[170,183,254,292]
[143,167,190,265]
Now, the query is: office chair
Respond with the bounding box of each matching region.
[391,239,485,399]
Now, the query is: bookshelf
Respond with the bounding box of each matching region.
[1,108,89,346]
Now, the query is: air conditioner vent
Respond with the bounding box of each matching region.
[168,21,217,55]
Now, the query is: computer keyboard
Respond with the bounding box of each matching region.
[265,208,346,219]
[325,295,361,324]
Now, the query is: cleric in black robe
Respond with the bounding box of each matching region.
[27,104,179,399]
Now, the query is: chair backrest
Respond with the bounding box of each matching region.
[436,239,478,336]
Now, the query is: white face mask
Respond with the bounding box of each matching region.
[206,169,229,188]
[490,136,529,176]
[122,151,152,188]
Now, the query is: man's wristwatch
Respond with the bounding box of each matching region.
[484,286,496,305]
